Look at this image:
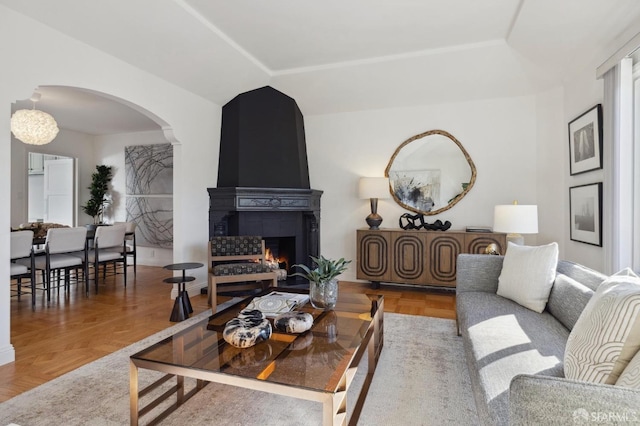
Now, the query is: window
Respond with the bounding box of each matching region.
[604,54,639,273]
[632,56,640,271]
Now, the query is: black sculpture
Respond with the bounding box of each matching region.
[399,213,422,230]
[423,219,452,231]
[399,213,451,231]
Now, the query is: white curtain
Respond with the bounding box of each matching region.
[635,72,640,272]
[603,58,634,274]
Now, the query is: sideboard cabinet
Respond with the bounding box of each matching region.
[356,229,506,288]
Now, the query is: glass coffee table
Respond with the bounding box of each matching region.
[130,288,384,425]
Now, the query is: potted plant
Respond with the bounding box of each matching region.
[82,165,113,226]
[291,255,351,310]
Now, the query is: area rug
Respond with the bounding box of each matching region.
[0,308,478,425]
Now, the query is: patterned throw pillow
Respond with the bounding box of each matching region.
[496,242,559,313]
[564,268,640,384]
[617,349,640,388]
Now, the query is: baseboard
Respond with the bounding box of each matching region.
[0,343,16,366]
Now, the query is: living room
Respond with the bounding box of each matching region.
[3,1,640,423]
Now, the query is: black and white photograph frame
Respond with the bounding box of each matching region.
[568,104,603,175]
[569,182,602,246]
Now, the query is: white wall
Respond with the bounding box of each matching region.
[533,67,606,273]
[94,130,173,267]
[535,87,566,258]
[562,70,605,271]
[1,6,220,366]
[308,74,607,277]
[305,95,539,281]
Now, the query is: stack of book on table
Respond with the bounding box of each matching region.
[245,291,310,317]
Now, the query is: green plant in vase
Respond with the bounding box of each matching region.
[291,255,351,310]
[82,165,113,225]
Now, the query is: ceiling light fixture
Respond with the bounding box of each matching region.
[10,92,59,145]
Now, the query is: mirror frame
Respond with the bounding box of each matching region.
[385,129,476,216]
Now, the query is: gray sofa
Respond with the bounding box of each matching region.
[456,254,640,425]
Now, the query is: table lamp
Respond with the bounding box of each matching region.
[359,177,390,229]
[493,201,538,245]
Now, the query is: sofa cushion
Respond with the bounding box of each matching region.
[565,268,640,384]
[617,349,640,388]
[457,291,568,425]
[556,260,607,292]
[497,242,559,313]
[547,274,594,331]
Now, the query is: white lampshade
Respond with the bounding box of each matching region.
[493,204,539,234]
[11,108,59,145]
[359,177,390,199]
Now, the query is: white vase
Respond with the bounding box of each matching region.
[309,278,338,310]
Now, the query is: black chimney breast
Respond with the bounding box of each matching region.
[210,86,321,269]
[217,86,310,189]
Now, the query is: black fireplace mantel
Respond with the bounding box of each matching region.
[208,187,321,215]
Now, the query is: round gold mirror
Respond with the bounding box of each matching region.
[385,129,476,215]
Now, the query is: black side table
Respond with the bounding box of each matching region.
[163,262,203,322]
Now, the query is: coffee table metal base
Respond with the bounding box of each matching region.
[130,299,384,426]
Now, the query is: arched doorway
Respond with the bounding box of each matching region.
[11,85,177,268]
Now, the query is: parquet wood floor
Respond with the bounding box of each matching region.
[1,266,455,402]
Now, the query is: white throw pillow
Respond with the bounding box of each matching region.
[496,242,559,313]
[617,349,640,388]
[565,268,640,385]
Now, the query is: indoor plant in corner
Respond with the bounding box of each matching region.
[291,255,351,310]
[82,165,113,226]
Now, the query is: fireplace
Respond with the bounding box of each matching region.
[208,86,322,277]
[265,236,294,272]
[207,187,322,276]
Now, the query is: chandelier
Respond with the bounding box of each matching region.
[10,93,59,145]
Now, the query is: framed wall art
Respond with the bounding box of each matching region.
[569,182,602,246]
[568,104,603,175]
[125,143,173,248]
[388,169,441,213]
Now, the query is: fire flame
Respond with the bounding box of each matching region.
[265,248,288,271]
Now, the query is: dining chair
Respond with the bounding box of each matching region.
[19,227,89,301]
[114,221,137,276]
[208,236,277,310]
[11,230,36,307]
[86,224,127,293]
